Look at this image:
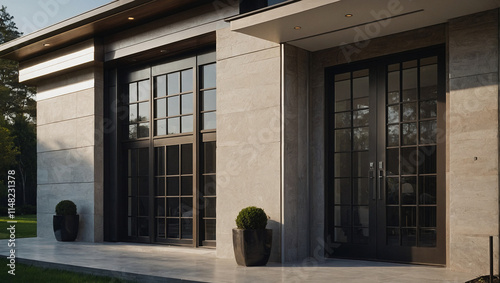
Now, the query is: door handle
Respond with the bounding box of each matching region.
[369,162,375,200]
[378,161,384,200]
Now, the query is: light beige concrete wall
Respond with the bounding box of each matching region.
[216,27,282,261]
[32,41,104,242]
[448,9,499,273]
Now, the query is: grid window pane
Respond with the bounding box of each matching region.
[201,64,216,89]
[168,72,180,95]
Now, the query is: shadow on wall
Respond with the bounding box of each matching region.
[36,137,99,242]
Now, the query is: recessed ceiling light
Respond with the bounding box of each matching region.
[43,43,51,47]
[294,26,302,30]
[345,14,353,17]
[160,50,167,53]
[128,17,135,20]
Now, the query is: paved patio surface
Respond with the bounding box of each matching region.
[0,238,479,282]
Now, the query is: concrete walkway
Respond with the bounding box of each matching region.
[0,238,479,282]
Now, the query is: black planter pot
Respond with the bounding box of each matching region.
[53,215,79,241]
[233,228,272,266]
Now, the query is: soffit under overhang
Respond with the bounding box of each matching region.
[230,0,500,51]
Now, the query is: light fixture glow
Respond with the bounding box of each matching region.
[43,43,51,47]
[345,13,353,17]
[294,26,302,30]
[128,17,135,20]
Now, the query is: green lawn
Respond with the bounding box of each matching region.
[0,258,136,283]
[0,214,36,239]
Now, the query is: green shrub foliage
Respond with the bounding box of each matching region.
[235,206,268,230]
[55,200,77,216]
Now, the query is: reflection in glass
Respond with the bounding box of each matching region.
[419,229,436,247]
[353,178,369,205]
[420,120,437,144]
[168,72,180,95]
[129,124,137,139]
[167,177,179,196]
[387,105,399,124]
[419,206,436,227]
[334,227,349,243]
[353,127,369,150]
[402,68,417,101]
[353,97,369,109]
[401,207,416,227]
[181,218,193,239]
[156,198,165,217]
[181,144,193,174]
[205,197,216,218]
[181,115,193,133]
[401,228,416,246]
[401,177,416,205]
[181,176,193,196]
[166,146,179,175]
[419,176,437,204]
[420,64,437,100]
[138,80,150,101]
[335,80,350,103]
[387,228,399,245]
[353,76,369,98]
[352,151,368,177]
[386,177,399,205]
[168,117,180,134]
[167,218,179,238]
[419,146,437,174]
[129,104,137,123]
[156,119,166,136]
[138,102,149,121]
[168,96,180,116]
[335,112,351,128]
[386,148,399,175]
[156,98,166,118]
[402,123,417,145]
[335,129,351,152]
[205,219,216,240]
[387,125,399,147]
[204,175,216,196]
[203,112,216,130]
[334,153,351,177]
[201,64,216,89]
[155,75,166,97]
[138,123,149,138]
[401,147,417,175]
[167,198,179,217]
[129,83,137,103]
[204,142,216,173]
[334,179,351,205]
[386,206,399,226]
[202,90,217,111]
[181,93,193,114]
[181,69,193,92]
[402,103,417,121]
[353,206,369,227]
[353,109,369,127]
[420,100,437,119]
[335,206,351,227]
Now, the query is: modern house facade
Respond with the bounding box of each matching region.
[0,0,499,274]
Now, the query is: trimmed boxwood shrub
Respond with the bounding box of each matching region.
[235,206,268,230]
[55,200,77,216]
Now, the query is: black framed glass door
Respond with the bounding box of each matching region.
[326,46,445,265]
[117,51,217,247]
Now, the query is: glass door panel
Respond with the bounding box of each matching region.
[327,47,445,264]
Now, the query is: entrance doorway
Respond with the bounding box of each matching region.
[325,46,445,264]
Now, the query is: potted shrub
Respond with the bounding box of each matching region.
[53,200,79,241]
[233,206,272,266]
